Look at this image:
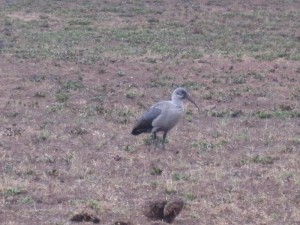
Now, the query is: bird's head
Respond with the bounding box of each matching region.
[172,87,200,111]
[174,87,188,100]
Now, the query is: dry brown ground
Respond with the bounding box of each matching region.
[1,0,300,225]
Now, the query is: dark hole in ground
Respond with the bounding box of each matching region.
[70,213,100,224]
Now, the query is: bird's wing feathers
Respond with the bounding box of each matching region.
[131,105,162,135]
[142,105,162,123]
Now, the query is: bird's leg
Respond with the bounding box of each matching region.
[151,132,158,147]
[162,132,168,149]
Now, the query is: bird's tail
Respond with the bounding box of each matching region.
[131,127,144,135]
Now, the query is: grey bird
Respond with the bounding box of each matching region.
[131,87,200,147]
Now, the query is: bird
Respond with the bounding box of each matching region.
[131,87,199,148]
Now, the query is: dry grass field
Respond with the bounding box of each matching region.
[0,0,300,224]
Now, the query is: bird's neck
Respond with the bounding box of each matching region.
[171,97,184,109]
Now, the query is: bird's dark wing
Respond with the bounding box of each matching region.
[131,106,162,135]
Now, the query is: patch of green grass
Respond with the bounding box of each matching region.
[3,164,13,173]
[146,75,174,88]
[251,155,276,165]
[207,110,230,117]
[56,91,69,103]
[68,19,92,26]
[110,108,134,124]
[87,199,101,211]
[19,196,34,204]
[143,136,152,146]
[37,130,50,141]
[232,75,246,84]
[109,28,158,45]
[238,155,278,166]
[47,169,59,176]
[34,91,47,98]
[151,43,172,54]
[150,166,163,176]
[2,17,102,62]
[70,198,102,212]
[256,110,300,119]
[164,188,177,195]
[255,111,272,119]
[142,135,167,146]
[124,145,134,152]
[63,80,83,91]
[150,181,158,189]
[125,87,139,99]
[3,188,22,196]
[63,153,74,165]
[172,172,190,181]
[185,109,195,122]
[206,109,243,118]
[125,91,136,99]
[3,6,299,61]
[192,139,227,153]
[70,127,87,135]
[203,91,213,100]
[248,71,265,81]
[180,49,204,59]
[236,130,250,142]
[237,158,248,167]
[184,192,197,201]
[101,4,162,16]
[290,138,300,146]
[182,81,205,91]
[29,74,47,82]
[47,103,65,113]
[192,141,215,152]
[1,3,300,62]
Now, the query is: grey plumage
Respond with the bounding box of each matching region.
[131,87,199,147]
[131,107,161,135]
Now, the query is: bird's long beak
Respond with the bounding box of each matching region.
[186,94,200,112]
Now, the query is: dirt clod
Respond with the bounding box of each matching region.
[70,212,100,224]
[143,198,184,223]
[114,221,132,225]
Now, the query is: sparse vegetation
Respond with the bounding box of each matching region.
[251,155,276,165]
[34,91,46,98]
[192,139,227,153]
[256,110,300,119]
[87,199,102,212]
[56,91,69,103]
[3,188,23,196]
[172,172,190,181]
[150,166,163,176]
[63,80,84,91]
[124,144,134,152]
[184,192,197,201]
